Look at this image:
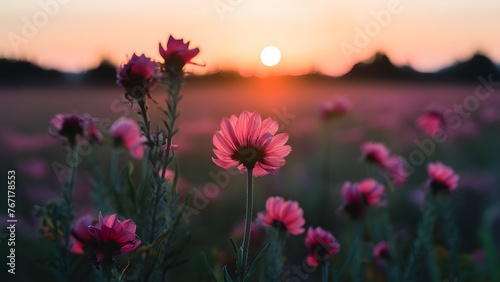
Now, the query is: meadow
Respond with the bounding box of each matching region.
[1,78,499,281]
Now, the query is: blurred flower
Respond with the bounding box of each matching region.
[212,111,291,176]
[361,142,390,167]
[49,113,102,147]
[427,162,459,193]
[159,35,200,74]
[340,179,384,219]
[257,196,305,235]
[373,241,391,269]
[319,97,351,120]
[88,212,141,263]
[373,241,391,260]
[70,215,96,254]
[117,53,162,101]
[110,117,147,159]
[304,227,340,267]
[230,218,263,241]
[383,156,408,186]
[416,109,445,136]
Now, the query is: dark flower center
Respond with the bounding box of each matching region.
[271,220,287,232]
[344,202,366,220]
[311,244,330,262]
[429,179,450,193]
[60,116,84,145]
[232,146,265,169]
[164,53,187,75]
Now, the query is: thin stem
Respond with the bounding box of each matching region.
[240,168,254,281]
[137,98,153,147]
[62,146,78,271]
[443,197,459,279]
[403,191,437,281]
[352,221,364,282]
[322,261,330,282]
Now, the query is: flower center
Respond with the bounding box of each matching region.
[232,146,265,169]
[429,179,449,193]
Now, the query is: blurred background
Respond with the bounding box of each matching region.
[1,0,500,281]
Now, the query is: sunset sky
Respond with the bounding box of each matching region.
[1,0,499,76]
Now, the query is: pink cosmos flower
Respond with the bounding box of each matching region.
[257,196,305,235]
[70,215,96,254]
[361,142,390,167]
[159,35,200,74]
[305,227,340,267]
[110,117,147,159]
[319,97,351,120]
[88,212,141,263]
[49,113,102,147]
[340,179,384,219]
[427,162,459,193]
[416,110,445,136]
[212,111,291,176]
[117,53,162,101]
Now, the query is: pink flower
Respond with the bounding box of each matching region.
[319,97,351,120]
[212,111,291,176]
[383,156,408,186]
[88,212,141,263]
[416,110,445,136]
[373,241,391,268]
[258,196,305,235]
[340,179,384,219]
[70,215,96,254]
[49,113,102,146]
[159,35,200,74]
[427,162,459,193]
[361,142,390,167]
[117,53,162,101]
[110,117,147,159]
[305,227,340,267]
[373,241,390,259]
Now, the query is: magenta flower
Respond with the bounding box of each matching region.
[361,142,390,167]
[88,212,141,263]
[373,241,390,259]
[427,162,459,193]
[319,97,351,120]
[117,53,162,101]
[159,35,200,74]
[110,117,147,159]
[257,196,305,235]
[305,227,340,267]
[49,113,102,147]
[416,110,445,136]
[340,179,384,219]
[212,111,291,176]
[70,215,96,254]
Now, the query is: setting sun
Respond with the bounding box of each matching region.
[260,46,281,67]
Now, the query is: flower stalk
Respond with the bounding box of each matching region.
[240,168,254,281]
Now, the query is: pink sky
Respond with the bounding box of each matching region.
[1,0,500,76]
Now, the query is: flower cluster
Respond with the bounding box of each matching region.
[340,178,385,219]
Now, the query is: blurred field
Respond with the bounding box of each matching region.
[1,78,499,281]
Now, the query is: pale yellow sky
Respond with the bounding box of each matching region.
[1,0,499,76]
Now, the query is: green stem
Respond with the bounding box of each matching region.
[137,99,153,147]
[240,168,254,281]
[62,146,78,271]
[443,197,459,280]
[403,191,437,281]
[322,261,330,282]
[352,221,364,282]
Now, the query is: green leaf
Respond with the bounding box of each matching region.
[480,206,500,282]
[245,242,271,281]
[222,265,233,282]
[201,253,219,282]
